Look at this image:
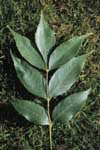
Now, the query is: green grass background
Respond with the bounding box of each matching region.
[0,0,100,149]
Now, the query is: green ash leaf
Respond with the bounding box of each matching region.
[49,54,87,98]
[52,89,91,123]
[35,13,56,64]
[49,33,92,70]
[11,99,49,125]
[8,26,46,70]
[11,51,47,99]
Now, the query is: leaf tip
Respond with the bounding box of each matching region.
[40,10,44,20]
[7,26,16,37]
[7,25,10,29]
[82,32,93,39]
[41,10,44,16]
[86,32,93,37]
[7,25,13,32]
[87,88,91,94]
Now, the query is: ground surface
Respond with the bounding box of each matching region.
[0,0,100,150]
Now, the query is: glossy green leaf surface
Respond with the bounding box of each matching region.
[49,54,87,98]
[52,89,90,123]
[11,99,49,125]
[49,33,91,70]
[35,13,56,63]
[11,51,46,99]
[8,26,46,70]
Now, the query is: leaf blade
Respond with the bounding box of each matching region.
[11,51,46,99]
[35,13,56,63]
[8,26,46,70]
[49,54,87,98]
[49,33,92,70]
[11,99,49,125]
[52,89,91,123]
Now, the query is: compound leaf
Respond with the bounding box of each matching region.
[52,89,91,123]
[49,33,92,70]
[8,26,46,70]
[49,54,87,98]
[35,13,56,63]
[11,51,46,99]
[11,99,49,125]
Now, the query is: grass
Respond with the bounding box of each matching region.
[0,0,100,149]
